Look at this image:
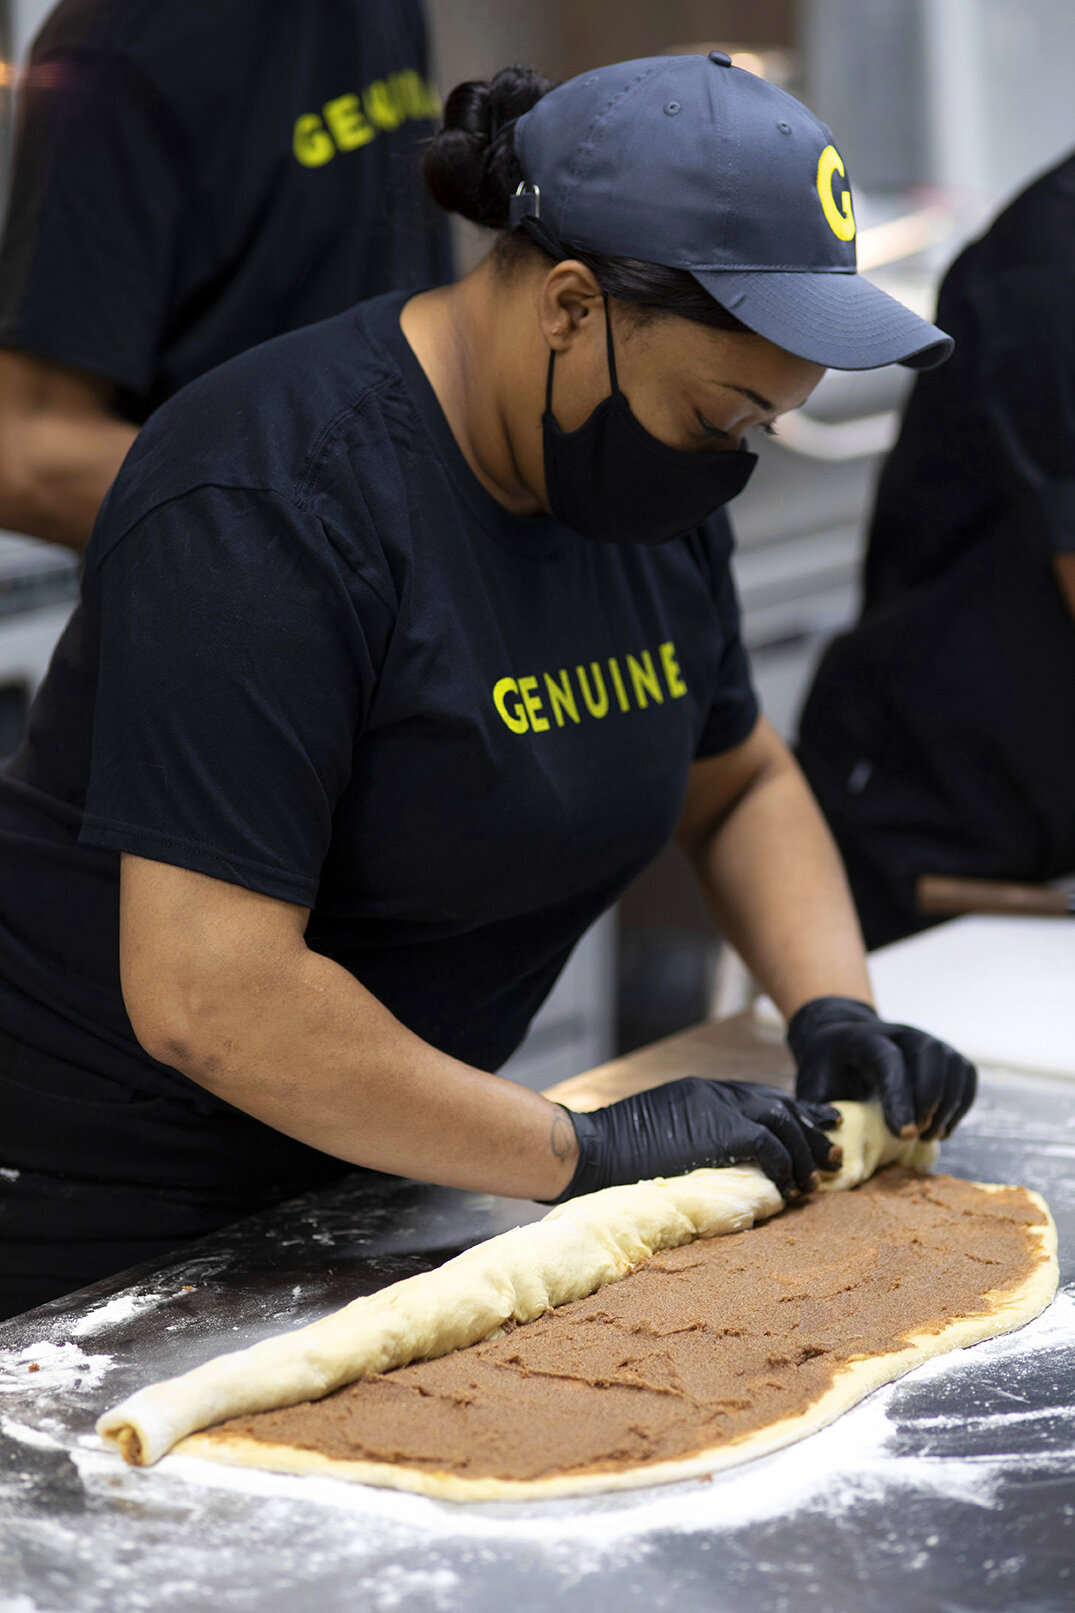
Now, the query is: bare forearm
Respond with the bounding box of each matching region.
[148,945,579,1201]
[691,747,872,1018]
[0,414,137,550]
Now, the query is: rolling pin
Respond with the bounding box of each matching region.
[916,875,1075,919]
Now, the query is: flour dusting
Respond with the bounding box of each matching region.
[68,1293,164,1339]
[55,1285,1073,1585]
[0,1341,113,1397]
[0,1417,66,1451]
[354,1567,460,1610]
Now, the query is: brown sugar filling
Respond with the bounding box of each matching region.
[211,1167,1047,1483]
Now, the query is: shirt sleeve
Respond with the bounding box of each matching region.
[975,267,1075,555]
[79,486,388,906]
[689,516,760,759]
[0,45,188,397]
[1035,482,1075,554]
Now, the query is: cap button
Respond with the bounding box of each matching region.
[708,50,732,67]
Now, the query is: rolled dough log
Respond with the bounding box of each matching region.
[97,1100,936,1467]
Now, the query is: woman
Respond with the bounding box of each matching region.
[0,55,975,1319]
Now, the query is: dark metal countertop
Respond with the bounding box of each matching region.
[1,1060,1073,1613]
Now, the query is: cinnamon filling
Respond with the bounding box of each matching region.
[211,1168,1046,1482]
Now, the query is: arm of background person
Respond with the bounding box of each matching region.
[0,350,138,549]
[676,715,873,1019]
[119,853,580,1203]
[0,33,189,543]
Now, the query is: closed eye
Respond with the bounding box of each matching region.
[695,411,731,441]
[696,410,779,443]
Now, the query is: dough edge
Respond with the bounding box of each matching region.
[173,1184,1058,1501]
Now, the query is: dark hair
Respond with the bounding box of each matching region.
[422,66,749,334]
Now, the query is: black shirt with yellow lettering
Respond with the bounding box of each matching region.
[0,0,450,422]
[0,291,758,1100]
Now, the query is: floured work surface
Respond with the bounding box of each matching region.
[184,1166,1057,1500]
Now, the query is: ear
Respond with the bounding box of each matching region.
[537,260,605,354]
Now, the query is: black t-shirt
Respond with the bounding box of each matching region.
[864,152,1075,611]
[0,290,758,1105]
[798,507,1075,946]
[0,0,451,422]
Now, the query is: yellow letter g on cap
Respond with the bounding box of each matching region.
[816,145,856,242]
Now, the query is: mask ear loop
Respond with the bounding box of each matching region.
[545,340,557,419]
[600,291,621,394]
[546,288,621,418]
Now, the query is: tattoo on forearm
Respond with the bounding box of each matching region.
[550,1109,575,1163]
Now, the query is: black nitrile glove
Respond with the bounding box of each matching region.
[546,1079,843,1205]
[787,996,977,1143]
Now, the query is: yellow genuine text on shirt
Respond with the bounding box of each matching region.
[294,71,439,167]
[493,642,688,735]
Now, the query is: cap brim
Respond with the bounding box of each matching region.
[691,267,953,371]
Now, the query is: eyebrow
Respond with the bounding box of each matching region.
[715,381,776,412]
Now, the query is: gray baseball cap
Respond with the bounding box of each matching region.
[513,53,952,371]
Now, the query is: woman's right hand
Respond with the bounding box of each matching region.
[545,1078,844,1204]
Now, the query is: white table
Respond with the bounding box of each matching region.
[866,916,1075,1080]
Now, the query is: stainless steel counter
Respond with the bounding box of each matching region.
[2,1059,1073,1613]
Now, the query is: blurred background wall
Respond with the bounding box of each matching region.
[0,0,1072,1080]
[804,0,1075,203]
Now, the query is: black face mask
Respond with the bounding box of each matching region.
[542,296,758,546]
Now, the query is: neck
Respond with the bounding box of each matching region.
[399,260,544,517]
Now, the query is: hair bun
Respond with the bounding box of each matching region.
[423,65,556,228]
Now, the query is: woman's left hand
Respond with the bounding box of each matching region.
[788,995,978,1142]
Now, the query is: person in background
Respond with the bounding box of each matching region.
[0,0,451,552]
[797,153,1075,949]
